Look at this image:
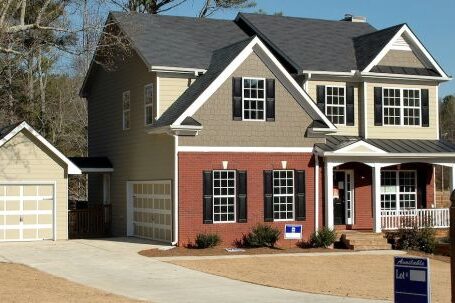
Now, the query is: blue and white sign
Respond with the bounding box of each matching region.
[284,224,302,240]
[394,256,430,303]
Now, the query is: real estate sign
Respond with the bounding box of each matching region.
[284,224,302,240]
[394,256,430,303]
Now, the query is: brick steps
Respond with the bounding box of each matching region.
[339,231,391,251]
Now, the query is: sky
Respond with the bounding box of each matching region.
[158,0,455,97]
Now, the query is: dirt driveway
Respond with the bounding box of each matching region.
[0,263,140,303]
[169,254,450,303]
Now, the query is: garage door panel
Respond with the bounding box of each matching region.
[131,181,172,242]
[0,184,54,241]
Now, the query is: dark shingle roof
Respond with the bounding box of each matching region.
[155,37,255,127]
[317,136,455,153]
[371,65,439,77]
[236,13,377,72]
[69,157,113,169]
[353,24,404,71]
[111,12,249,70]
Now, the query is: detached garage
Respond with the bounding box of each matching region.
[0,121,81,241]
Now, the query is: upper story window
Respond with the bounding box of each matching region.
[122,91,130,130]
[383,88,421,126]
[273,170,294,221]
[325,86,346,125]
[212,170,236,223]
[144,84,154,126]
[242,77,265,121]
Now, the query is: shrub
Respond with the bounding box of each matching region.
[195,233,221,249]
[242,224,281,248]
[395,227,437,253]
[309,227,337,248]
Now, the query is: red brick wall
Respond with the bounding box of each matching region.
[178,152,316,247]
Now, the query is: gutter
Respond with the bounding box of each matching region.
[146,125,203,136]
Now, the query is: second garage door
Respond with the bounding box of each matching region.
[0,184,54,241]
[130,181,172,242]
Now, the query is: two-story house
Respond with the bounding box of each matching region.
[80,12,455,246]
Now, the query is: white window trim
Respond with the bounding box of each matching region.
[325,85,346,126]
[380,170,417,211]
[382,87,422,127]
[144,84,154,126]
[122,90,130,130]
[212,170,236,224]
[241,77,266,122]
[272,170,295,221]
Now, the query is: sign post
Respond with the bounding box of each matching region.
[394,256,430,303]
[284,224,302,240]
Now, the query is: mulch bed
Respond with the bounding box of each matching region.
[139,246,347,257]
[406,250,450,263]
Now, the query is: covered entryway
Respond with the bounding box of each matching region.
[0,183,55,241]
[127,181,172,242]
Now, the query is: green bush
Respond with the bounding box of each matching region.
[310,227,337,248]
[242,224,281,248]
[195,233,221,249]
[395,227,437,253]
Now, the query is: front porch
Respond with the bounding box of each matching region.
[315,137,455,233]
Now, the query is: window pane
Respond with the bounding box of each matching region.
[325,86,345,125]
[242,78,265,121]
[272,170,294,220]
[212,170,236,222]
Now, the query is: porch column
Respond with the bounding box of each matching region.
[102,173,110,205]
[372,164,382,233]
[325,161,335,230]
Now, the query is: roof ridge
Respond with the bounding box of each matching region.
[110,11,233,22]
[353,23,405,40]
[238,12,373,25]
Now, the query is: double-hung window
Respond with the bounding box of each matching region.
[380,171,417,211]
[383,88,421,126]
[325,86,346,125]
[144,84,154,125]
[242,77,265,121]
[122,91,130,130]
[272,170,294,220]
[212,170,236,223]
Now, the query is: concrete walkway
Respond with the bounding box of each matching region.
[0,238,390,303]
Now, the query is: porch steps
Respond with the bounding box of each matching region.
[338,231,391,251]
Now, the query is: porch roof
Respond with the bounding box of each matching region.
[69,157,113,173]
[316,136,455,154]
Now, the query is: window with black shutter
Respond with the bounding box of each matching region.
[232,78,242,120]
[202,171,213,224]
[374,87,383,126]
[346,85,355,126]
[421,89,429,127]
[294,170,306,221]
[266,79,275,121]
[263,170,273,222]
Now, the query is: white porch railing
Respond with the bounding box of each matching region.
[381,208,450,230]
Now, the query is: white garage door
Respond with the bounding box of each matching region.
[129,181,172,242]
[0,184,54,241]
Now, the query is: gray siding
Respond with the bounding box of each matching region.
[88,53,174,236]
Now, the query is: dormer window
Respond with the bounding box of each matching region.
[242,77,265,121]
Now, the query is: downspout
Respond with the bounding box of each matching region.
[171,135,179,246]
[314,151,319,231]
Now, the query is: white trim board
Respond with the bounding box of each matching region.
[172,36,336,131]
[0,122,81,175]
[177,146,314,153]
[363,24,449,79]
[333,140,387,154]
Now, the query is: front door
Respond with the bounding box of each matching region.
[333,171,354,225]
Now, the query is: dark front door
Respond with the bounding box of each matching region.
[333,171,346,225]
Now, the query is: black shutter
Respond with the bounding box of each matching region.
[202,171,213,224]
[294,170,306,221]
[232,77,242,121]
[316,85,326,113]
[237,171,247,223]
[346,86,355,126]
[266,79,275,121]
[421,89,429,127]
[374,87,383,126]
[263,170,273,222]
[417,170,427,209]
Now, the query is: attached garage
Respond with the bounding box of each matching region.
[127,181,172,242]
[0,122,81,241]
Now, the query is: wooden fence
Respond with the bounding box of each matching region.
[68,204,111,239]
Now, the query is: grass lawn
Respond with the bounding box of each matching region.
[0,263,141,303]
[168,253,450,303]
